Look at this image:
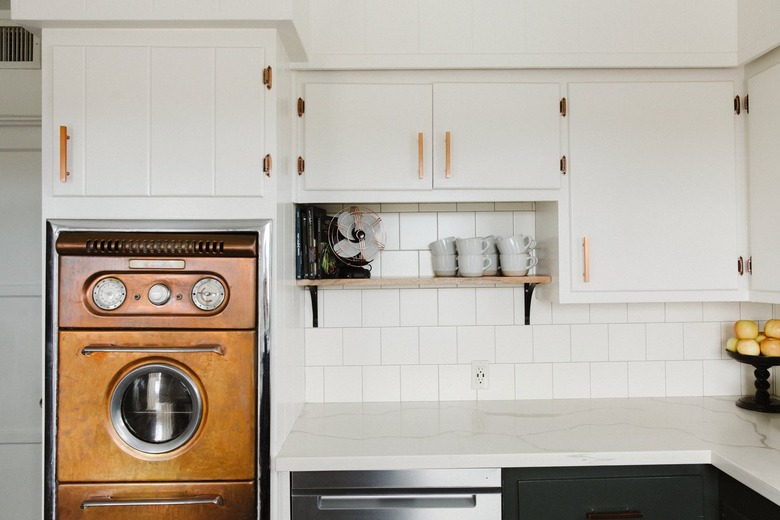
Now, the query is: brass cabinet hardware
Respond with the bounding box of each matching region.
[738,255,744,276]
[297,97,305,117]
[560,97,567,117]
[263,154,272,177]
[263,66,272,90]
[560,155,567,175]
[418,132,424,179]
[744,94,749,114]
[445,131,452,178]
[734,95,741,115]
[583,236,590,282]
[297,156,305,176]
[59,125,70,182]
[747,255,753,275]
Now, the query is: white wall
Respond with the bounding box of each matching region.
[0,63,42,518]
[302,204,776,403]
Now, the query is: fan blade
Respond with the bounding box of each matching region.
[333,238,360,258]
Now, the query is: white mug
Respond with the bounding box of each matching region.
[500,253,538,276]
[459,254,491,277]
[432,254,458,277]
[497,235,536,255]
[429,236,457,256]
[456,237,490,255]
[483,235,499,255]
[484,253,499,276]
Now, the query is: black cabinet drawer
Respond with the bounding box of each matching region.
[503,465,718,520]
[719,471,780,520]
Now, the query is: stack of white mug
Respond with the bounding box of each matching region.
[455,237,494,277]
[429,236,458,276]
[497,234,538,276]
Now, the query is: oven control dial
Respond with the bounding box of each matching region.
[191,277,226,311]
[92,277,127,310]
[148,283,171,306]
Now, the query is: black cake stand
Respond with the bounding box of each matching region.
[726,350,780,413]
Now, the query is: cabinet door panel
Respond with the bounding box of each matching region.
[747,63,780,296]
[569,81,738,293]
[303,83,433,191]
[150,47,215,196]
[433,83,561,190]
[215,47,265,196]
[52,45,86,196]
[85,46,150,196]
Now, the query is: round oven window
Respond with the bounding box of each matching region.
[110,363,203,454]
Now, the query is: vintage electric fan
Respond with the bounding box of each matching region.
[327,206,386,278]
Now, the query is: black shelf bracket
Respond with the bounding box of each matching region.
[308,286,319,328]
[524,283,537,326]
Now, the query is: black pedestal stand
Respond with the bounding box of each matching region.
[726,350,780,413]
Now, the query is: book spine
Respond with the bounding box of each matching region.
[295,205,303,280]
[306,205,316,279]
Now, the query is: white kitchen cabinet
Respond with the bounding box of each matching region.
[48,30,268,199]
[300,81,561,198]
[561,81,741,301]
[747,62,780,303]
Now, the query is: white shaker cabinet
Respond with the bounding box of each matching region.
[561,81,741,301]
[747,62,780,303]
[47,30,269,199]
[299,81,562,201]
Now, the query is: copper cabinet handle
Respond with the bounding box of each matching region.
[59,125,70,182]
[583,235,590,283]
[81,495,224,509]
[81,345,224,355]
[587,511,643,519]
[418,132,424,179]
[445,131,451,178]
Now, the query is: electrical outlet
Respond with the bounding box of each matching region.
[471,360,489,390]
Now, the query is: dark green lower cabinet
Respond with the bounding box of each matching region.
[502,465,719,520]
[718,471,780,520]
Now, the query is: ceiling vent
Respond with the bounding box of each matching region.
[0,25,40,69]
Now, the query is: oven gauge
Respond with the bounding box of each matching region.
[148,283,171,306]
[92,277,127,310]
[191,277,226,311]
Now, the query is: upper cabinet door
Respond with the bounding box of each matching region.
[747,63,780,302]
[567,81,739,297]
[302,83,433,192]
[432,83,561,190]
[50,39,267,198]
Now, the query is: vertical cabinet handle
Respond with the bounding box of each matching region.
[445,131,452,178]
[59,125,70,182]
[583,236,590,283]
[418,132,424,179]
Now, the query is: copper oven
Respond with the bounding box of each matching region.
[44,220,270,520]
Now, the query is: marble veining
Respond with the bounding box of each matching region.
[276,397,780,505]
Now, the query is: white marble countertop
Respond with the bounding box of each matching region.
[275,397,780,505]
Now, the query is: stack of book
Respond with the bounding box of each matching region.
[295,204,337,280]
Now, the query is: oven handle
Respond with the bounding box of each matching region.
[317,494,479,510]
[81,495,224,509]
[81,345,224,355]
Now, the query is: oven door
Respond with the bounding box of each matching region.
[57,330,256,482]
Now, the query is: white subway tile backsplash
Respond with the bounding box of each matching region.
[608,324,646,361]
[683,322,722,360]
[362,289,400,327]
[401,365,439,401]
[400,289,438,327]
[533,325,571,362]
[476,288,515,325]
[438,288,476,326]
[571,324,609,362]
[363,366,401,402]
[495,326,533,363]
[515,363,553,400]
[553,363,591,399]
[419,326,457,364]
[457,326,496,363]
[381,328,420,365]
[343,328,382,366]
[305,208,757,404]
[646,323,684,361]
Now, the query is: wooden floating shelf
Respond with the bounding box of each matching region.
[296,275,552,288]
[298,276,552,327]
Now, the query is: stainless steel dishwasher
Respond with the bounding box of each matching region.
[291,469,501,519]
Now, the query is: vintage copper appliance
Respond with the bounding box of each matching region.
[44,220,270,520]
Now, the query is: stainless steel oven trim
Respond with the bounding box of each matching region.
[44,219,272,520]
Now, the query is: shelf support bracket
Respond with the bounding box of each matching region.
[524,283,537,326]
[308,286,319,328]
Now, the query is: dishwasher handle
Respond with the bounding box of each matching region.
[318,494,478,510]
